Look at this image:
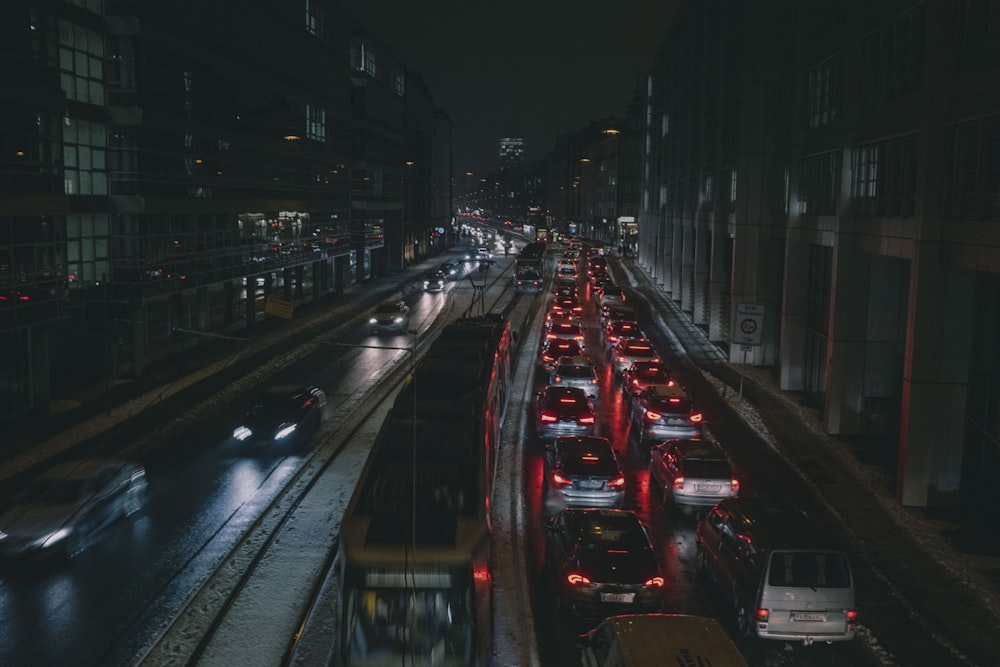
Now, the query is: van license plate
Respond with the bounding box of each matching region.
[601,593,635,603]
[792,612,826,622]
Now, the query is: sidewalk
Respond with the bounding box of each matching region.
[618,255,1000,666]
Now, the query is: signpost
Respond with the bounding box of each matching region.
[734,303,765,403]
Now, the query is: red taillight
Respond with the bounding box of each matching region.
[608,335,619,344]
[545,333,556,339]
[690,412,703,423]
[645,410,662,421]
[578,414,595,425]
[673,476,685,490]
[845,609,858,622]
[590,378,598,384]
[668,397,681,403]
[567,573,591,586]
[540,412,558,423]
[756,608,770,623]
[730,479,740,493]
[553,375,562,382]
[644,576,665,588]
[552,472,573,487]
[607,476,625,488]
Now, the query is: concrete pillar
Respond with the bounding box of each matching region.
[706,225,730,343]
[898,246,975,507]
[779,233,809,391]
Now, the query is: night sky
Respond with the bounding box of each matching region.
[349,1,681,178]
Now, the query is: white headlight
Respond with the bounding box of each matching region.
[369,317,377,324]
[274,423,297,440]
[40,528,70,549]
[233,425,253,441]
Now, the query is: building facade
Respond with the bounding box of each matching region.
[0,0,450,421]
[637,0,1000,509]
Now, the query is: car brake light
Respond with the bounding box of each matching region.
[607,476,625,488]
[673,476,685,490]
[845,609,858,622]
[552,472,573,487]
[545,333,556,339]
[730,478,740,493]
[578,415,595,425]
[668,397,681,403]
[690,412,704,423]
[590,378,598,384]
[644,576,665,587]
[540,412,558,422]
[645,410,662,421]
[756,608,770,623]
[553,375,562,382]
[567,573,591,586]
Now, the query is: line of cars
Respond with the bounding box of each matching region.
[533,244,857,658]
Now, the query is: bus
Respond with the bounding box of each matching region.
[514,241,547,293]
[338,315,512,667]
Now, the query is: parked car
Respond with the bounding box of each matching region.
[232,385,327,445]
[534,385,597,441]
[629,383,703,448]
[610,338,660,376]
[0,458,148,559]
[543,436,626,514]
[695,497,858,643]
[648,438,739,512]
[550,354,600,400]
[544,508,665,624]
[369,299,410,334]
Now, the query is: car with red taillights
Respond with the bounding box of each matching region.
[549,294,584,318]
[544,319,586,350]
[543,508,665,624]
[534,385,596,441]
[539,338,585,371]
[602,319,645,355]
[543,436,626,514]
[550,354,600,400]
[628,383,704,448]
[621,360,673,404]
[610,338,659,376]
[648,438,739,512]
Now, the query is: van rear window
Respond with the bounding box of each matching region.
[768,552,852,588]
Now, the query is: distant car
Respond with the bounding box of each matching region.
[649,438,739,512]
[549,295,584,318]
[438,262,459,279]
[534,385,597,441]
[598,283,627,309]
[601,304,637,326]
[610,338,660,376]
[544,319,586,350]
[369,300,411,334]
[543,436,626,514]
[629,384,703,448]
[543,508,665,623]
[233,385,327,445]
[603,319,645,355]
[0,458,148,559]
[423,270,446,292]
[550,354,600,400]
[556,265,579,284]
[621,361,673,403]
[553,283,578,299]
[539,338,586,371]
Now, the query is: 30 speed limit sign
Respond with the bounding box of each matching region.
[734,303,764,346]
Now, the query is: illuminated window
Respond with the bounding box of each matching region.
[58,19,104,105]
[63,117,107,195]
[306,105,326,142]
[66,212,110,288]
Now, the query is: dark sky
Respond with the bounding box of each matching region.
[349,1,681,178]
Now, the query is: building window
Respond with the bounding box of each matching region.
[807,55,840,128]
[58,20,105,105]
[306,104,326,142]
[351,43,377,77]
[799,152,838,216]
[66,212,110,288]
[859,5,925,108]
[63,117,107,195]
[942,116,1000,219]
[851,136,916,217]
[108,126,138,192]
[769,162,790,215]
[305,0,326,38]
[393,71,405,97]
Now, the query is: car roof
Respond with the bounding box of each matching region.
[716,497,839,550]
[667,438,727,459]
[643,383,689,398]
[555,355,593,367]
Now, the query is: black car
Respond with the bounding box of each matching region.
[542,436,626,514]
[233,385,327,445]
[543,508,665,624]
[621,361,673,403]
[423,270,446,292]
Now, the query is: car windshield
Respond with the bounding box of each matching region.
[648,397,693,414]
[555,365,594,379]
[560,450,618,477]
[768,552,852,588]
[578,514,650,551]
[682,459,731,479]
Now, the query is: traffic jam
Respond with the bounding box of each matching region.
[520,237,863,666]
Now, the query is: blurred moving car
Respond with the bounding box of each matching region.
[543,436,625,513]
[0,459,148,559]
[621,361,673,403]
[438,262,460,279]
[550,354,600,400]
[423,270,446,292]
[610,338,660,376]
[369,299,411,334]
[543,508,665,624]
[629,384,703,449]
[648,438,739,512]
[233,385,327,445]
[534,385,597,441]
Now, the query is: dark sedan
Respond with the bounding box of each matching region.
[543,508,665,624]
[534,385,596,441]
[232,385,327,445]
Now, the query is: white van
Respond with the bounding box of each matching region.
[578,614,748,667]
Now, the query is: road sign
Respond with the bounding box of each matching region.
[734,303,764,346]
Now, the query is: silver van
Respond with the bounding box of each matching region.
[578,613,748,667]
[695,497,858,645]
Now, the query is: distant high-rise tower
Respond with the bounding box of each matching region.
[499,137,524,169]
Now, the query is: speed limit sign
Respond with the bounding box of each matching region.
[734,303,764,346]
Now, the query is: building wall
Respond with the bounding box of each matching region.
[638,0,1000,508]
